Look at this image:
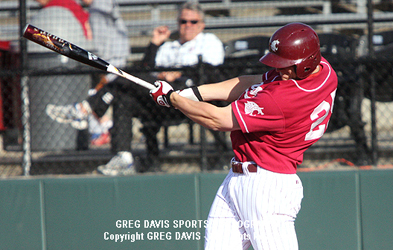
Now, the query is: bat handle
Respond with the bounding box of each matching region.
[106,65,156,90]
[125,74,156,90]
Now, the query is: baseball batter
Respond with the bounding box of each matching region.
[150,23,338,249]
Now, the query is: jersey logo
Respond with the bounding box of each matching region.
[245,101,264,116]
[244,84,263,99]
[271,40,280,52]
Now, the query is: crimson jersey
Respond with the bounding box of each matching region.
[231,57,338,174]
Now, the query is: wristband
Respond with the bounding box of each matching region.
[191,86,203,101]
[165,90,174,107]
[177,86,203,102]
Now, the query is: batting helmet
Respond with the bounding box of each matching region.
[259,22,321,79]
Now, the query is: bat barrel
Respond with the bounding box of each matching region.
[22,24,156,90]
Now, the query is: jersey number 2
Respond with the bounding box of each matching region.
[305,90,336,141]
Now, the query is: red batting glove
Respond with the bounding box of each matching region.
[149,80,174,107]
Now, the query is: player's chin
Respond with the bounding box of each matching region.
[280,75,290,81]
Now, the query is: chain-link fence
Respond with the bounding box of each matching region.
[1,0,393,177]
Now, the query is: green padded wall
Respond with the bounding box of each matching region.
[359,170,393,249]
[1,169,393,250]
[297,171,361,250]
[0,179,43,250]
[43,174,200,250]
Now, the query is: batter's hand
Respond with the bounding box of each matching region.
[150,80,174,107]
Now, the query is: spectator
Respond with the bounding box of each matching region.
[45,2,225,174]
[79,0,129,150]
[142,2,224,73]
[138,2,226,170]
[45,0,134,176]
[26,0,93,152]
[80,0,128,148]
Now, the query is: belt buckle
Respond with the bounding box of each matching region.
[231,161,257,174]
[231,161,244,173]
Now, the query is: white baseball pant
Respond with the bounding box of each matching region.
[205,162,303,250]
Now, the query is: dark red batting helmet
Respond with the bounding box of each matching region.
[259,22,321,79]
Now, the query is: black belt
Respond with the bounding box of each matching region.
[231,161,258,173]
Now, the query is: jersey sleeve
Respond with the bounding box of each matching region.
[232,91,285,134]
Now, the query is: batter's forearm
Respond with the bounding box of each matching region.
[198,75,263,102]
[170,93,236,131]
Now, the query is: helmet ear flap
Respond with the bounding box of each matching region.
[296,50,321,79]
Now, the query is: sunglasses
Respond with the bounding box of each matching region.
[179,19,199,25]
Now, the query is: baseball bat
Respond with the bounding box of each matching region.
[22,24,155,90]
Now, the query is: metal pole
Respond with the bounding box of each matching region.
[367,0,378,166]
[19,0,32,175]
[21,76,31,176]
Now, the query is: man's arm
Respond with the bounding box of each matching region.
[142,26,171,68]
[150,80,241,131]
[150,73,263,131]
[196,75,263,102]
[171,93,240,132]
[142,42,160,68]
[170,74,263,131]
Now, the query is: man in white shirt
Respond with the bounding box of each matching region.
[142,2,225,82]
[139,2,226,172]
